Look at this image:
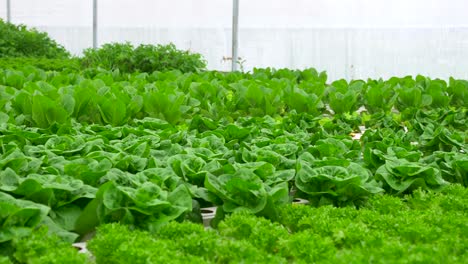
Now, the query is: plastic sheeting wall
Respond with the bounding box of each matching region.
[1,0,468,80]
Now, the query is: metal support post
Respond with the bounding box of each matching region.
[231,0,239,71]
[6,0,11,22]
[93,0,98,48]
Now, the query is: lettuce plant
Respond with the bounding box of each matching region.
[375,159,448,194]
[295,154,383,206]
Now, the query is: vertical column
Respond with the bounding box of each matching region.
[93,0,98,48]
[6,0,11,22]
[231,0,239,71]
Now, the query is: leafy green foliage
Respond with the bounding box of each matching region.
[205,168,289,217]
[0,66,466,262]
[0,57,80,71]
[0,257,11,264]
[11,227,90,264]
[81,43,207,73]
[375,159,448,194]
[424,151,468,186]
[88,222,282,263]
[0,67,326,127]
[448,77,468,107]
[0,75,465,243]
[0,192,49,243]
[76,182,192,235]
[2,67,465,129]
[88,223,204,264]
[0,19,70,58]
[364,79,398,113]
[85,186,467,263]
[218,212,288,252]
[295,154,383,206]
[327,79,364,114]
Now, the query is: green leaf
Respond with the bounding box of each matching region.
[32,93,69,128]
[97,96,127,126]
[295,159,382,206]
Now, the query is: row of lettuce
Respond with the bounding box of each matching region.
[0,105,466,244]
[0,67,467,127]
[2,185,467,263]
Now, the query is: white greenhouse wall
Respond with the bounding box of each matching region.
[1,0,468,80]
